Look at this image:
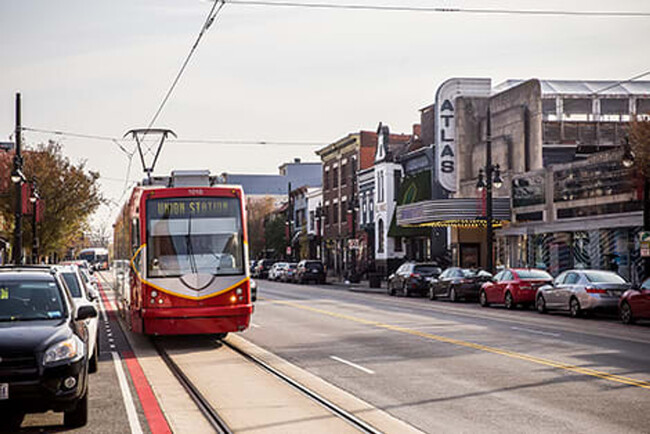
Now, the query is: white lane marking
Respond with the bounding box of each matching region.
[112,352,144,434]
[511,326,561,337]
[100,278,143,434]
[330,356,375,374]
[250,323,261,328]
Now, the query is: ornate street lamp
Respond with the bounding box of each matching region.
[475,108,502,274]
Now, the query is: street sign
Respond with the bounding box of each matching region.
[286,246,292,255]
[638,232,650,257]
[0,142,14,152]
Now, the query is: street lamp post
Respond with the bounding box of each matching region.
[29,178,40,264]
[315,202,322,260]
[476,108,503,274]
[12,93,25,265]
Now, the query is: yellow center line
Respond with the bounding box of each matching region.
[270,299,650,390]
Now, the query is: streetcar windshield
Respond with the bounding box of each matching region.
[146,197,244,278]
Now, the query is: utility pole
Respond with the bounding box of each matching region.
[12,93,23,265]
[30,178,39,264]
[476,106,502,274]
[486,107,494,275]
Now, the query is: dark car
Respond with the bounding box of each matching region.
[295,260,326,284]
[388,262,442,297]
[255,259,277,279]
[429,267,493,302]
[619,277,650,324]
[0,266,97,430]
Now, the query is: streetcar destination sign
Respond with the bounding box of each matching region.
[149,198,237,219]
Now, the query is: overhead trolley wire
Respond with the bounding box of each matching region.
[224,0,650,17]
[145,0,226,134]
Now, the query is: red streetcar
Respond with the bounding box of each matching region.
[113,171,252,336]
[480,268,552,309]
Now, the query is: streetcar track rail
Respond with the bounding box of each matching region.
[222,339,383,434]
[152,338,232,434]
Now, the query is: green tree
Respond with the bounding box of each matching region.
[264,213,287,259]
[0,141,104,259]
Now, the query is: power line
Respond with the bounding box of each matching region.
[21,126,135,157]
[145,0,227,133]
[225,0,650,17]
[21,126,328,147]
[592,70,650,95]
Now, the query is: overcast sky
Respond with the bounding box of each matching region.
[1,0,649,230]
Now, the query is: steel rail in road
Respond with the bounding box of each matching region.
[222,339,383,434]
[152,339,232,434]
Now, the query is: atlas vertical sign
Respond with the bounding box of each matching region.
[435,78,492,193]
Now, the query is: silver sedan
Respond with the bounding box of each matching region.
[536,269,631,317]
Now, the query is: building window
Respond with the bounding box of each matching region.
[333,203,339,224]
[377,219,384,253]
[563,98,591,115]
[324,169,329,189]
[369,199,374,222]
[309,210,315,232]
[394,170,401,196]
[341,163,347,186]
[542,98,557,115]
[324,206,329,225]
[377,171,384,203]
[395,236,402,252]
[333,167,338,188]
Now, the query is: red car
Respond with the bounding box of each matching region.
[480,268,552,309]
[619,278,650,324]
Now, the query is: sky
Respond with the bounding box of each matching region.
[1,0,649,231]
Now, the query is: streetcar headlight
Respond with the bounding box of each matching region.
[151,290,158,298]
[236,288,242,295]
[230,295,237,303]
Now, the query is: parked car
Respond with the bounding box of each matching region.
[255,259,277,279]
[480,268,552,309]
[250,278,258,302]
[388,262,442,297]
[56,265,101,373]
[429,267,492,302]
[250,260,258,277]
[280,263,298,282]
[295,260,326,284]
[268,262,289,281]
[0,266,97,429]
[536,269,631,317]
[619,277,650,324]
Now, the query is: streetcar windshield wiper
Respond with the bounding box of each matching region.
[186,214,198,275]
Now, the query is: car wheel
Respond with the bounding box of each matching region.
[449,287,457,302]
[536,295,547,314]
[429,286,436,300]
[504,292,514,310]
[64,390,88,428]
[620,301,635,324]
[569,297,582,318]
[388,283,395,296]
[479,290,489,307]
[89,337,99,374]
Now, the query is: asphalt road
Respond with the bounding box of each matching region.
[243,279,650,433]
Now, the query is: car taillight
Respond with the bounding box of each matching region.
[410,273,421,279]
[460,279,472,284]
[585,287,607,294]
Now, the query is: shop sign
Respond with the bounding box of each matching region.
[640,232,650,257]
[434,78,491,193]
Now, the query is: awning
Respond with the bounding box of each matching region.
[396,198,510,228]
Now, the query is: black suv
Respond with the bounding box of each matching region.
[295,260,326,284]
[0,266,97,430]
